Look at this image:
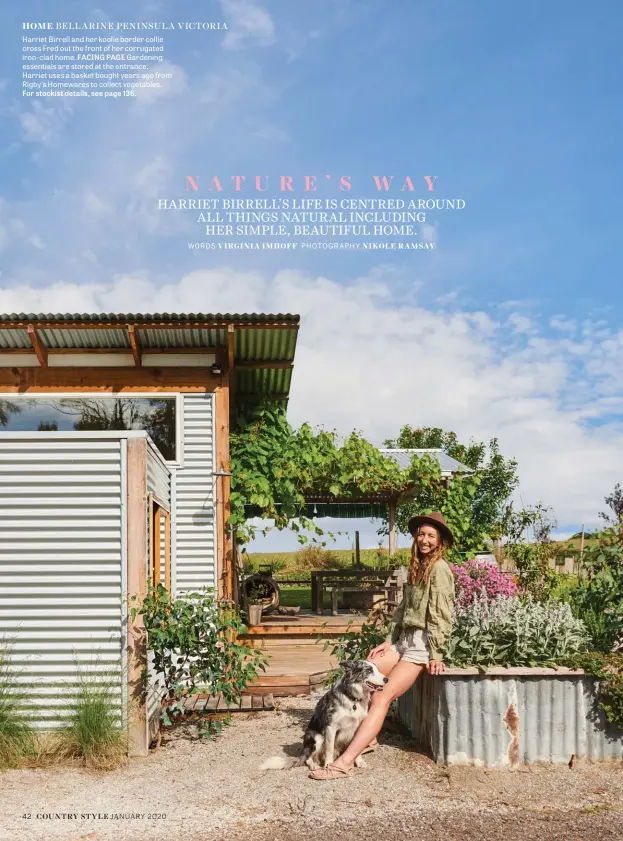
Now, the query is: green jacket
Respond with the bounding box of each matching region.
[385,559,455,660]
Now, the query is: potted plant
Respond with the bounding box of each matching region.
[246,586,264,626]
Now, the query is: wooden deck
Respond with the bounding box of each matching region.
[188,693,275,712]
[241,610,366,696]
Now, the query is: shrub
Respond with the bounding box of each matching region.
[294,543,342,571]
[0,642,35,770]
[55,665,127,771]
[568,525,623,653]
[451,557,518,608]
[563,652,623,731]
[444,594,589,668]
[130,584,269,734]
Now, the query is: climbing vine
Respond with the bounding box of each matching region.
[229,405,405,544]
[229,405,483,558]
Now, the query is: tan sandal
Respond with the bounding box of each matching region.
[309,762,357,780]
[361,740,378,755]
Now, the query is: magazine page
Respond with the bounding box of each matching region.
[1,2,622,840]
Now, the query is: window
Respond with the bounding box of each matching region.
[149,494,171,592]
[0,396,177,461]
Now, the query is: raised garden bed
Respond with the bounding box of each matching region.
[396,667,623,767]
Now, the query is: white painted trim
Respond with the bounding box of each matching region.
[49,353,135,367]
[0,353,39,366]
[142,353,215,367]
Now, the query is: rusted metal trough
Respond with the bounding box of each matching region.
[396,667,623,767]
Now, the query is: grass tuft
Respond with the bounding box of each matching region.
[0,643,36,770]
[52,665,128,771]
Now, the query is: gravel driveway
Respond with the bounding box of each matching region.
[1,695,622,841]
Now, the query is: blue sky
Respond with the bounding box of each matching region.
[1,0,622,550]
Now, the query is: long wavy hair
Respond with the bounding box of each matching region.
[408,525,450,586]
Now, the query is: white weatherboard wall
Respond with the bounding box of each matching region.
[0,433,127,729]
[174,393,217,594]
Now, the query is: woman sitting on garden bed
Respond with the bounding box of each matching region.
[310,511,455,780]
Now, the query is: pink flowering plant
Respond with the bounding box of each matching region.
[451,556,518,609]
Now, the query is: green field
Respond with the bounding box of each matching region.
[278,586,313,610]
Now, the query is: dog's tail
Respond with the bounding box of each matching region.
[258,754,302,771]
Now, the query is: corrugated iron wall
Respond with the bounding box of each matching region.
[174,394,217,593]
[0,434,125,729]
[397,669,623,766]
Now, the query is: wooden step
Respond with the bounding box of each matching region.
[185,692,275,712]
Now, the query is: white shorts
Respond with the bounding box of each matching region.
[390,628,430,664]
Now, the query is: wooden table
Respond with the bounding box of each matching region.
[311,569,391,615]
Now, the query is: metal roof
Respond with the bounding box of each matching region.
[380,448,472,476]
[0,312,299,409]
[0,312,298,326]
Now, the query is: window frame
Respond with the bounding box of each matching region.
[3,391,184,467]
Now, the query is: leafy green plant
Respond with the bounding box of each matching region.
[246,585,266,606]
[444,594,589,668]
[569,525,623,653]
[503,504,561,601]
[562,652,623,731]
[56,663,127,771]
[197,713,233,740]
[0,641,35,770]
[320,615,390,683]
[230,405,404,545]
[130,584,269,731]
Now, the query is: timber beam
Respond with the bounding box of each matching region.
[26,325,48,367]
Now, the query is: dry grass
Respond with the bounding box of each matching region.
[0,644,37,770]
[54,674,128,771]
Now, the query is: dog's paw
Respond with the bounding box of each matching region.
[305,758,319,771]
[355,756,368,769]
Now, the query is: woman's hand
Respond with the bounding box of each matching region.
[368,641,391,660]
[426,659,446,675]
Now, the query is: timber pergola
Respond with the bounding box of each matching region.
[245,448,472,556]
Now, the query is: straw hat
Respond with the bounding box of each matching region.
[407,511,454,546]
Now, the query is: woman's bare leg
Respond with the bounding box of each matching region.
[320,661,424,772]
[367,647,401,677]
[363,648,401,749]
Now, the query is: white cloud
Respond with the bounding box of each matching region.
[220,0,276,50]
[1,267,621,535]
[19,100,73,147]
[133,61,188,104]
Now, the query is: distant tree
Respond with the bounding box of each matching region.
[382,425,519,551]
[0,399,21,427]
[50,397,176,460]
[599,483,623,525]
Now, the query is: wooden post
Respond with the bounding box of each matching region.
[388,498,396,558]
[355,531,360,566]
[153,506,162,585]
[227,324,235,427]
[164,511,171,593]
[126,437,149,757]
[215,384,231,600]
